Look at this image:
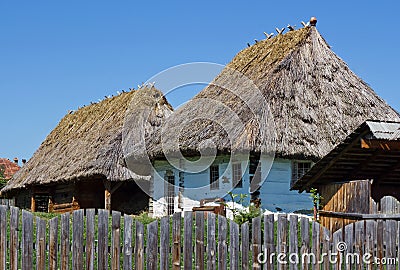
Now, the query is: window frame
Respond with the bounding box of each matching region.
[209,165,220,190]
[232,163,243,188]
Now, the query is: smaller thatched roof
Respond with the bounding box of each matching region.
[292,120,400,192]
[1,87,173,195]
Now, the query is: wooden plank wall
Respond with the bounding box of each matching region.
[1,205,400,269]
[319,180,371,231]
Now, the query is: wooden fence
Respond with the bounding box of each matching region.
[0,205,399,269]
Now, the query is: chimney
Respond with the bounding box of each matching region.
[13,157,18,165]
[22,159,27,166]
[310,17,317,27]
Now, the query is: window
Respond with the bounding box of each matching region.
[210,165,219,190]
[291,161,312,185]
[232,163,243,188]
[164,170,175,215]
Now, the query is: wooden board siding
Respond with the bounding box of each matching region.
[319,180,371,231]
[152,157,313,217]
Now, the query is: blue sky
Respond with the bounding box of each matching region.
[1,1,399,161]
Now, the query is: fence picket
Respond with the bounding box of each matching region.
[289,215,298,270]
[73,209,84,269]
[218,215,227,270]
[49,217,58,270]
[344,223,354,270]
[230,221,239,270]
[321,227,330,270]
[36,217,46,270]
[311,221,320,270]
[60,212,70,270]
[160,216,170,270]
[365,220,376,270]
[252,216,262,270]
[172,213,181,270]
[354,220,365,270]
[376,220,384,267]
[123,214,133,270]
[264,214,275,270]
[385,220,397,270]
[135,221,144,270]
[277,214,288,270]
[207,213,216,270]
[300,217,310,270]
[147,220,158,270]
[97,209,109,270]
[184,212,193,269]
[111,211,121,270]
[0,205,6,270]
[332,229,342,270]
[86,209,96,270]
[9,207,19,270]
[241,222,249,270]
[195,212,205,270]
[22,210,33,270]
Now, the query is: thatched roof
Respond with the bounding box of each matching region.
[146,26,400,161]
[1,87,173,195]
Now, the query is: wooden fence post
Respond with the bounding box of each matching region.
[184,212,193,269]
[0,205,6,270]
[218,215,227,270]
[207,213,216,270]
[72,210,84,269]
[48,217,58,270]
[36,217,47,270]
[172,213,181,270]
[86,209,96,270]
[22,210,33,270]
[111,211,121,270]
[147,220,158,270]
[160,216,170,270]
[98,209,109,270]
[135,221,144,270]
[252,216,262,270]
[195,212,205,270]
[123,214,133,270]
[60,212,71,270]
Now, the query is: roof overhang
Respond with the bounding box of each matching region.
[292,120,400,192]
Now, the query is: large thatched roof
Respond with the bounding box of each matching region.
[146,26,400,161]
[1,87,173,195]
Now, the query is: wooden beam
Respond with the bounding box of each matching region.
[105,189,111,211]
[301,130,370,192]
[348,149,382,177]
[361,138,400,150]
[30,194,36,212]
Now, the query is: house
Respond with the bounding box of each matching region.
[291,120,400,231]
[126,19,400,217]
[0,87,173,213]
[0,158,21,180]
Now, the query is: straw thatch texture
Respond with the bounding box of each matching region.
[147,26,400,161]
[1,87,173,194]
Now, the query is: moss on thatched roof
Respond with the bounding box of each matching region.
[1,87,173,195]
[146,26,400,161]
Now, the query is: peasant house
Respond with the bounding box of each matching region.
[1,87,173,214]
[126,19,400,217]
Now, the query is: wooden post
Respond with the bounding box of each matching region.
[104,181,111,211]
[30,193,36,212]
